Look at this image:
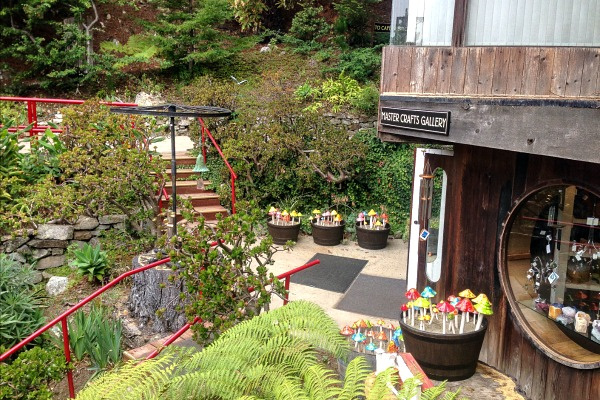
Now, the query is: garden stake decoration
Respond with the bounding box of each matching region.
[399,288,493,335]
[405,288,420,326]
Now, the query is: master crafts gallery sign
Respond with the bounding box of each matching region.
[380,107,450,135]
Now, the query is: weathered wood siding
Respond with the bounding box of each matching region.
[416,145,600,399]
[381,46,600,98]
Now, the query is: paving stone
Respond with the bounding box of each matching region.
[36,224,74,240]
[36,255,66,269]
[99,214,127,225]
[73,230,93,240]
[29,239,69,248]
[46,276,68,296]
[32,248,50,259]
[1,236,29,252]
[74,216,99,230]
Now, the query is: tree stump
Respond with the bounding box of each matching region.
[128,252,187,334]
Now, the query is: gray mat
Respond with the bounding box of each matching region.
[335,274,407,320]
[291,253,367,293]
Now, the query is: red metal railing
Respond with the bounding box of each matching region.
[0,96,136,135]
[0,256,320,398]
[198,117,238,214]
[0,96,237,216]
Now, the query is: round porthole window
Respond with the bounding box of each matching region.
[500,184,600,368]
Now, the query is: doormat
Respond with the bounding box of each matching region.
[335,274,407,320]
[291,253,368,293]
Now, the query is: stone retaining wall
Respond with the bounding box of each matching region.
[0,215,127,283]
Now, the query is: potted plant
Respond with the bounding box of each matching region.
[355,209,391,250]
[398,287,493,381]
[311,208,345,246]
[266,206,302,245]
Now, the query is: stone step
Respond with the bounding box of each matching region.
[178,192,221,207]
[164,180,214,194]
[123,330,198,361]
[164,168,201,179]
[160,152,197,166]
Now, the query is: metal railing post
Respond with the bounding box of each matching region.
[283,277,291,305]
[60,317,75,398]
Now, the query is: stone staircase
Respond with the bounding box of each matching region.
[161,151,228,223]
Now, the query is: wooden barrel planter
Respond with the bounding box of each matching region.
[267,220,301,245]
[311,219,345,246]
[399,319,488,381]
[356,223,390,250]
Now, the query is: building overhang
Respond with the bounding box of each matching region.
[378,95,600,165]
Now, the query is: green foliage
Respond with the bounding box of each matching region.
[99,228,156,278]
[335,46,382,83]
[163,202,287,346]
[295,72,376,114]
[0,346,68,400]
[0,254,45,348]
[20,129,67,183]
[70,243,109,282]
[69,304,122,370]
[0,123,25,210]
[76,301,461,399]
[333,0,380,47]
[347,130,415,236]
[137,0,240,77]
[0,1,124,93]
[288,4,330,42]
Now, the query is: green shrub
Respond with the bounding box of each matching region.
[288,5,331,42]
[0,346,68,400]
[69,243,109,282]
[0,254,45,348]
[68,304,122,370]
[20,130,67,183]
[335,46,382,82]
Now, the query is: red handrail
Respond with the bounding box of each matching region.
[144,259,321,360]
[0,96,136,135]
[0,257,171,398]
[0,255,321,398]
[198,118,238,214]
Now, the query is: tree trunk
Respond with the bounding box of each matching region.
[128,252,187,334]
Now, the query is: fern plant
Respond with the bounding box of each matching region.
[76,301,462,399]
[70,243,109,282]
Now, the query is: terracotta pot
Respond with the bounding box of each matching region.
[399,318,488,381]
[267,220,301,245]
[356,222,390,250]
[311,219,345,246]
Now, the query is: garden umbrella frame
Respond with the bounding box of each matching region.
[110,104,232,236]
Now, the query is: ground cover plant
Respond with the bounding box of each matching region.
[0,254,45,348]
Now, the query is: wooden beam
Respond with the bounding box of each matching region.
[451,0,468,47]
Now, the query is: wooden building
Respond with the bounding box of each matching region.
[378,1,599,399]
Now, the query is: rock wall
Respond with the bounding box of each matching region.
[0,215,127,283]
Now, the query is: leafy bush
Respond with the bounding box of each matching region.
[0,346,68,400]
[68,304,122,370]
[99,229,156,278]
[69,243,109,282]
[0,254,45,348]
[164,202,286,346]
[20,130,67,183]
[335,46,383,82]
[288,4,331,42]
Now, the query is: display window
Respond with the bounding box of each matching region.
[502,184,600,366]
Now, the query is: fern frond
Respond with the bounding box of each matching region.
[421,379,448,400]
[75,348,191,399]
[302,363,343,400]
[365,367,399,400]
[394,376,422,400]
[337,356,372,400]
